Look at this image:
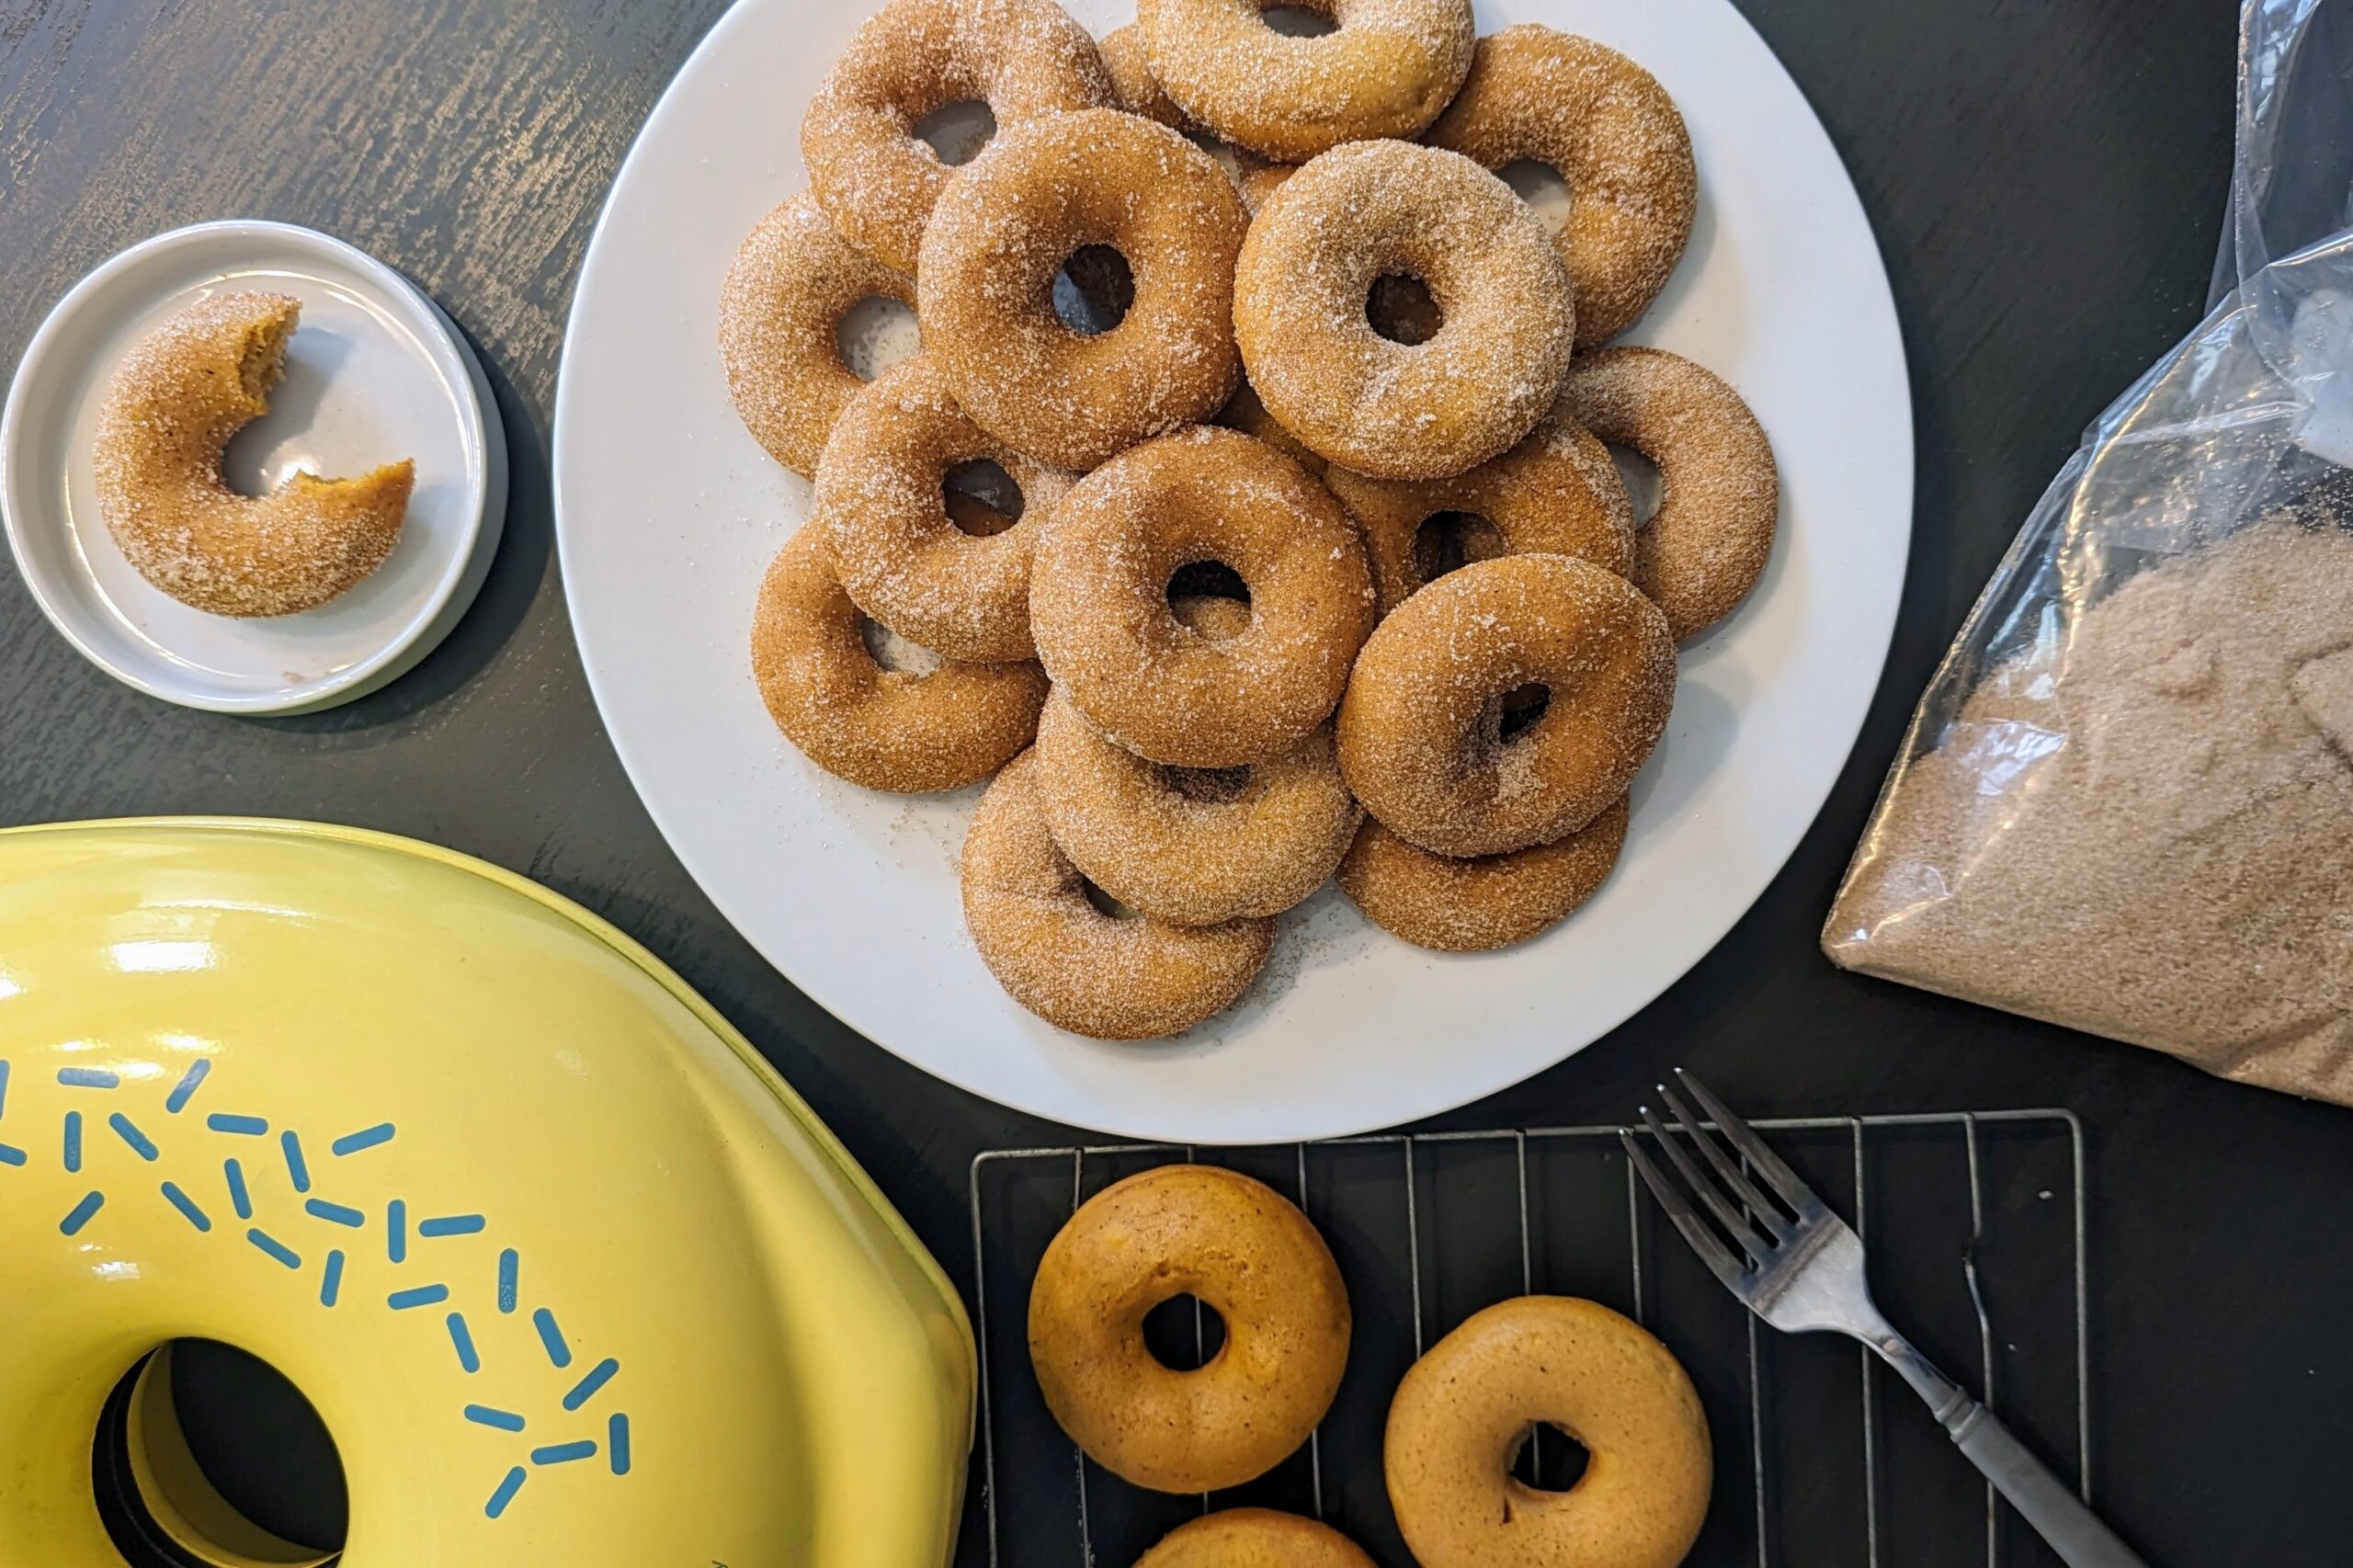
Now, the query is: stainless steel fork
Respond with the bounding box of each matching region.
[1620,1070,2148,1568]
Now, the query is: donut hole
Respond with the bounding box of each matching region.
[1608,442,1665,526]
[834,294,922,382]
[1498,158,1574,237]
[1051,244,1136,335]
[1259,2,1339,36]
[1161,764,1254,804]
[944,458,1025,533]
[914,97,996,165]
[1142,1291,1230,1369]
[92,1339,348,1565]
[860,614,945,676]
[1367,273,1443,346]
[1413,510,1507,584]
[1509,1421,1592,1493]
[1081,878,1143,920]
[1165,558,1253,624]
[1488,683,1553,744]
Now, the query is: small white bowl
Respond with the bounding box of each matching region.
[1,221,506,714]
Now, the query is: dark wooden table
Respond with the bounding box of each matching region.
[4,2,2344,1563]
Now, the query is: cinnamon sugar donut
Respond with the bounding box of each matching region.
[1030,426,1375,767]
[1337,553,1674,857]
[1034,689,1359,923]
[917,108,1248,471]
[1338,798,1627,951]
[1559,347,1779,642]
[1139,1510,1379,1568]
[961,753,1274,1039]
[1136,0,1473,160]
[801,0,1114,273]
[1234,141,1574,481]
[814,357,1074,664]
[751,526,1046,791]
[1216,378,1324,478]
[1324,407,1634,616]
[1427,27,1698,347]
[94,292,412,618]
[720,195,916,479]
[1238,160,1299,213]
[1098,23,1265,187]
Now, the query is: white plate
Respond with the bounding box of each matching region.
[2,221,506,714]
[553,0,1913,1142]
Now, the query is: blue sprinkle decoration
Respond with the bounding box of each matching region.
[247,1228,301,1269]
[417,1213,485,1238]
[446,1312,482,1373]
[63,1110,82,1173]
[57,1066,119,1089]
[321,1249,346,1308]
[562,1358,620,1413]
[532,1307,573,1369]
[464,1404,527,1433]
[161,1181,210,1232]
[165,1059,210,1113]
[225,1159,253,1221]
[207,1114,267,1136]
[497,1248,518,1313]
[0,1143,23,1167]
[304,1199,366,1228]
[608,1414,631,1476]
[529,1441,597,1467]
[109,1113,158,1161]
[281,1131,311,1193]
[387,1199,408,1264]
[331,1122,396,1156]
[388,1284,450,1311]
[484,1466,527,1519]
[60,1191,105,1235]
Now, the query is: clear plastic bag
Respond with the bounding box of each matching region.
[1824,0,2353,1103]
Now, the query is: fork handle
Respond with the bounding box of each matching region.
[1944,1403,2149,1567]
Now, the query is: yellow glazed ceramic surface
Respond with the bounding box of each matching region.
[0,818,974,1565]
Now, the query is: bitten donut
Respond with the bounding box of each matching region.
[1139,1510,1380,1567]
[1030,426,1375,767]
[720,194,915,479]
[1324,407,1634,616]
[1338,798,1628,951]
[962,754,1274,1038]
[919,108,1248,471]
[1385,1297,1711,1568]
[801,0,1114,273]
[1427,27,1698,347]
[1136,0,1473,160]
[1034,689,1359,924]
[1337,554,1674,857]
[814,357,1074,664]
[1559,347,1779,642]
[94,292,413,618]
[1029,1165,1350,1493]
[751,526,1046,791]
[1235,141,1574,481]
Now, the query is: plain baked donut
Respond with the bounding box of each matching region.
[1337,553,1674,857]
[1324,405,1634,616]
[801,0,1114,273]
[1338,797,1627,950]
[1033,689,1359,923]
[1426,27,1698,347]
[1234,140,1573,481]
[814,356,1074,664]
[94,291,413,618]
[1558,347,1779,641]
[1138,1509,1380,1567]
[1029,426,1375,767]
[752,525,1046,791]
[1137,0,1473,160]
[1385,1296,1711,1568]
[720,194,916,479]
[962,753,1274,1038]
[1029,1165,1350,1493]
[918,108,1248,471]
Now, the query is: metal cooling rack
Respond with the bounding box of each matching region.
[963,1111,2091,1568]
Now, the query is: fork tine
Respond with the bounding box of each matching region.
[1658,1077,1793,1242]
[1639,1103,1768,1266]
[1619,1128,1752,1292]
[1674,1068,1817,1212]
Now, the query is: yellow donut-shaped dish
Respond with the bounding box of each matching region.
[0,819,972,1565]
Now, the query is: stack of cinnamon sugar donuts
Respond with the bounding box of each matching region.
[728,0,1779,1042]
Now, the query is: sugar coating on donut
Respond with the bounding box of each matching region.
[918,108,1248,471]
[1234,140,1574,481]
[1559,347,1779,642]
[801,0,1116,273]
[1339,796,1626,951]
[752,525,1046,791]
[1427,26,1698,347]
[720,193,916,479]
[93,291,413,619]
[1138,1509,1381,1567]
[961,753,1274,1040]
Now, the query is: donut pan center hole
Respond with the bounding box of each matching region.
[1260,4,1338,37]
[944,458,1025,534]
[1052,244,1135,336]
[1492,683,1552,744]
[1510,1421,1591,1494]
[1142,1292,1228,1370]
[861,615,944,676]
[1414,510,1506,583]
[1608,443,1665,526]
[835,295,921,382]
[1367,273,1442,346]
[915,98,996,165]
[1499,157,1574,236]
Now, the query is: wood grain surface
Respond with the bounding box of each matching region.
[2,1,2343,1563]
